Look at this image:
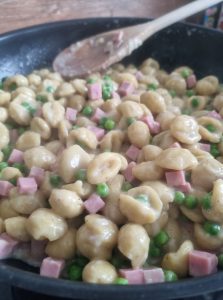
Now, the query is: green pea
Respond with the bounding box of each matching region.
[8,82,17,91]
[21,102,36,116]
[154,230,170,248]
[96,183,109,197]
[186,90,195,97]
[67,264,82,281]
[114,278,128,285]
[191,98,199,108]
[121,181,133,192]
[203,221,221,236]
[181,69,190,79]
[75,169,86,181]
[82,105,93,117]
[201,193,212,210]
[169,90,176,98]
[2,145,12,161]
[46,86,55,93]
[164,270,178,282]
[18,127,26,135]
[126,117,136,126]
[149,241,161,258]
[50,175,62,187]
[0,162,8,172]
[184,195,197,209]
[12,163,27,174]
[102,84,113,101]
[74,256,89,268]
[36,94,48,103]
[99,117,108,127]
[103,75,111,81]
[218,254,223,268]
[210,144,220,158]
[147,83,158,91]
[205,124,216,133]
[86,78,96,84]
[135,194,149,206]
[104,119,115,130]
[9,178,17,186]
[174,191,185,205]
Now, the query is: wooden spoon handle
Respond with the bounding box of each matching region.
[142,0,223,39]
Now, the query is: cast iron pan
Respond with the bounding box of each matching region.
[0,17,223,300]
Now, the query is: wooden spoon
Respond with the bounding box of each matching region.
[53,0,222,78]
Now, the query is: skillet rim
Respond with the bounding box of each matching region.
[0,17,223,299]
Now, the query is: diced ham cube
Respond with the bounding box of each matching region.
[8,149,24,164]
[65,107,77,123]
[87,126,105,140]
[170,142,181,148]
[207,110,222,120]
[0,181,14,197]
[165,170,186,187]
[123,162,136,182]
[118,81,134,96]
[40,257,65,278]
[88,82,102,100]
[126,145,140,161]
[17,177,37,194]
[91,108,107,123]
[84,193,105,214]
[189,250,218,277]
[29,167,45,185]
[199,143,211,152]
[141,115,160,134]
[135,71,143,81]
[10,129,19,144]
[143,268,165,284]
[0,233,18,259]
[31,239,47,261]
[186,74,197,89]
[178,182,192,193]
[119,269,145,284]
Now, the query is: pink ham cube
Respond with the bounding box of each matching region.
[143,268,165,284]
[91,108,107,123]
[65,107,77,123]
[118,81,134,96]
[87,126,105,140]
[126,145,140,161]
[0,233,18,259]
[165,170,186,187]
[141,115,160,134]
[84,193,105,214]
[88,82,102,100]
[0,180,14,197]
[207,110,222,120]
[199,143,211,152]
[8,149,24,164]
[17,177,37,194]
[189,250,218,277]
[178,182,192,193]
[40,257,65,278]
[29,167,45,185]
[186,74,197,89]
[112,91,120,100]
[123,162,136,182]
[119,269,145,284]
[135,71,143,81]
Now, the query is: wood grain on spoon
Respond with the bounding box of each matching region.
[53,0,223,78]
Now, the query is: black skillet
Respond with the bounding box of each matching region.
[0,17,223,300]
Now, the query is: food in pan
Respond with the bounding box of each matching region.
[0,57,223,284]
